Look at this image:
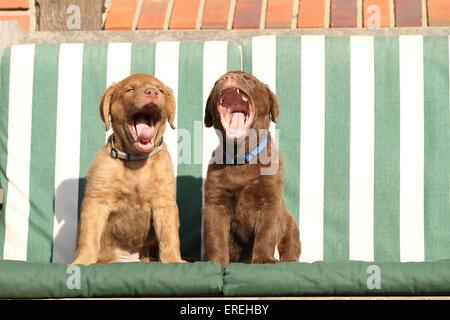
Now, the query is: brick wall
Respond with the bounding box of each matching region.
[0,0,34,31]
[1,0,450,32]
[103,0,450,30]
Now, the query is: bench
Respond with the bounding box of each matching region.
[0,26,450,298]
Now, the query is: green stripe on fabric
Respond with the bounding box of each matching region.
[227,42,241,72]
[78,44,108,215]
[26,45,59,262]
[242,40,252,74]
[424,36,450,261]
[323,37,350,262]
[0,48,11,259]
[177,43,204,261]
[131,43,156,75]
[276,36,301,224]
[374,37,400,262]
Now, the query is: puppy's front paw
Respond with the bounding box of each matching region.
[160,255,184,264]
[72,256,96,266]
[161,259,185,264]
[251,257,279,264]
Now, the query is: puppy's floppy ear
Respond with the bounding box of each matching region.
[100,83,117,131]
[265,85,280,123]
[204,90,214,128]
[164,86,176,129]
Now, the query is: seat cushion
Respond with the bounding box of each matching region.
[223,260,450,296]
[0,260,223,298]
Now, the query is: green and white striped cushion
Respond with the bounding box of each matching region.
[1,36,449,266]
[0,41,241,263]
[245,35,450,263]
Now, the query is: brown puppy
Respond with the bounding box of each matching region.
[73,73,182,265]
[203,71,301,265]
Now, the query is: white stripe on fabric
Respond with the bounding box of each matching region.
[3,45,35,261]
[349,36,375,261]
[399,36,425,262]
[201,41,228,259]
[106,42,132,86]
[52,43,84,263]
[252,36,277,139]
[202,41,227,179]
[155,42,180,177]
[251,36,280,260]
[299,36,325,263]
[105,43,132,141]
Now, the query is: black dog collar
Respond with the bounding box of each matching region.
[110,137,164,161]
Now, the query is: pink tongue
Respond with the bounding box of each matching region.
[135,118,156,143]
[230,112,245,131]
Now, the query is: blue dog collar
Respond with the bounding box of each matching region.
[224,134,269,165]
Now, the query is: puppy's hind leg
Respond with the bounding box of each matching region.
[278,212,301,262]
[139,229,159,262]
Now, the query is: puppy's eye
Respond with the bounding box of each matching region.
[126,87,135,93]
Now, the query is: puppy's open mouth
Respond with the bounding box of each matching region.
[217,87,255,139]
[128,105,162,153]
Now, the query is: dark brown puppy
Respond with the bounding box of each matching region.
[203,71,301,265]
[73,73,182,265]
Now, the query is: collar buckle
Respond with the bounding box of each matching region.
[109,137,164,161]
[110,147,119,159]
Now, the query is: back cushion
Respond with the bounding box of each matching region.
[245,35,450,263]
[1,35,449,265]
[0,41,241,263]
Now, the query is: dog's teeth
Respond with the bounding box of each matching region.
[242,96,248,102]
[237,88,240,95]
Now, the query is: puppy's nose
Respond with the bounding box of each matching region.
[222,74,236,81]
[144,86,159,97]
